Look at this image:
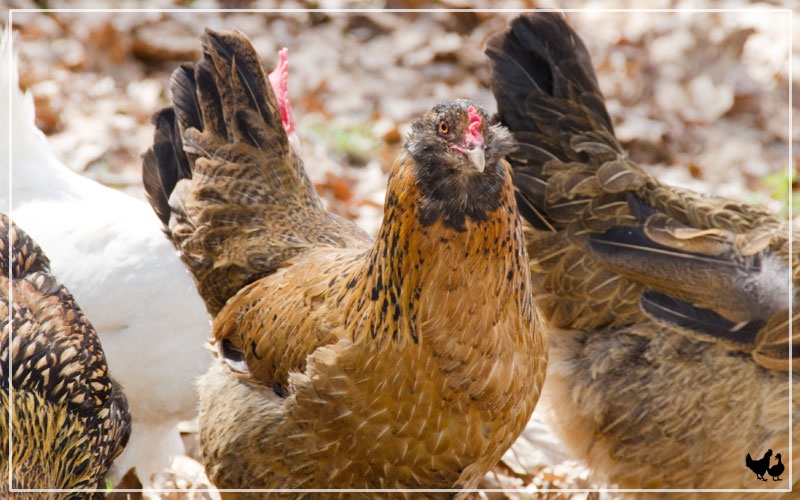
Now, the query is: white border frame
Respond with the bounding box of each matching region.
[4,6,794,497]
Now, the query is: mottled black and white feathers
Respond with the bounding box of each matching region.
[1,214,131,496]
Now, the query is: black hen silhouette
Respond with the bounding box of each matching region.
[746,449,772,481]
[769,453,784,481]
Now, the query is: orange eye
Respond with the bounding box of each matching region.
[438,121,449,135]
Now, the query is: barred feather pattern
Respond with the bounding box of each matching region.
[1,214,131,496]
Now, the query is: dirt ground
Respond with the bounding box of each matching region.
[3,1,797,498]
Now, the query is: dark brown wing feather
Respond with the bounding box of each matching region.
[487,12,795,371]
[143,28,369,317]
[486,11,796,493]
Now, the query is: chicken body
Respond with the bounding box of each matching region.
[0,29,210,483]
[487,13,797,496]
[746,449,773,481]
[1,214,131,498]
[143,29,545,494]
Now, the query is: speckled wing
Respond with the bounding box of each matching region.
[142,28,378,400]
[143,28,370,317]
[589,203,796,371]
[487,12,795,371]
[487,12,649,330]
[0,214,131,491]
[213,246,363,391]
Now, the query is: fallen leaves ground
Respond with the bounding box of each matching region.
[4,1,797,498]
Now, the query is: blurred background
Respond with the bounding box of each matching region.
[4,1,797,232]
[3,1,797,498]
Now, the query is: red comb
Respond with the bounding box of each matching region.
[268,47,295,135]
[465,106,484,146]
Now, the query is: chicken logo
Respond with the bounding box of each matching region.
[746,449,784,481]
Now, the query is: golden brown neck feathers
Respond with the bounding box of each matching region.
[343,156,534,353]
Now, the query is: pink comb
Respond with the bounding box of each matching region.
[267,48,295,135]
[465,106,483,147]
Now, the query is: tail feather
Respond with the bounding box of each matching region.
[200,31,282,143]
[486,15,650,329]
[142,108,186,228]
[1,28,50,211]
[486,12,616,159]
[487,13,795,370]
[1,27,107,213]
[171,63,206,136]
[143,28,367,316]
[486,13,634,233]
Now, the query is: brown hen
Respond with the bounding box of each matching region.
[142,28,545,495]
[487,12,797,495]
[1,214,131,498]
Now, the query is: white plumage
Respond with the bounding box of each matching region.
[1,29,211,485]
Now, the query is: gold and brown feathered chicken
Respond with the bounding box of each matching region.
[142,28,545,493]
[487,12,797,494]
[1,214,131,497]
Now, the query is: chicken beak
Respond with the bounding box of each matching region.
[467,145,486,173]
[450,143,486,173]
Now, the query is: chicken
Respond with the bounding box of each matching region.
[745,449,772,482]
[487,12,797,494]
[142,28,546,493]
[1,213,131,497]
[0,29,210,483]
[768,453,784,481]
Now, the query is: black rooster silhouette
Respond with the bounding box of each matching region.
[769,453,784,481]
[746,449,772,481]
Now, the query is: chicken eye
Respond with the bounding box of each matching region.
[438,121,450,135]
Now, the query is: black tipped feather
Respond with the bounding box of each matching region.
[193,58,227,138]
[143,108,189,227]
[204,29,274,128]
[171,63,204,134]
[486,12,613,144]
[141,28,368,316]
[200,28,284,149]
[586,221,779,326]
[487,12,618,232]
[640,290,763,349]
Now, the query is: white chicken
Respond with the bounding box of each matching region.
[0,29,211,485]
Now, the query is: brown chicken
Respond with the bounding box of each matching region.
[487,12,797,495]
[1,214,131,498]
[142,28,546,494]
